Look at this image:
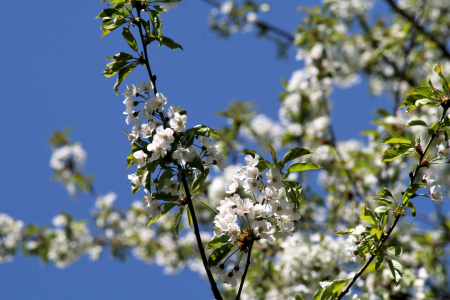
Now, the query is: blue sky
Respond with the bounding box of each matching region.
[0,1,425,299]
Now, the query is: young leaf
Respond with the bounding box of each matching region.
[206,235,230,251]
[375,251,384,270]
[334,229,354,235]
[382,145,414,163]
[145,202,177,228]
[373,197,394,208]
[406,119,428,127]
[387,246,403,257]
[279,147,311,166]
[378,187,394,199]
[173,206,184,235]
[401,183,422,205]
[386,259,404,286]
[193,199,217,215]
[191,169,209,191]
[359,205,376,225]
[122,27,138,52]
[266,140,277,163]
[159,36,183,50]
[405,199,416,217]
[370,227,382,240]
[113,63,137,95]
[287,162,322,173]
[207,242,235,267]
[381,134,411,145]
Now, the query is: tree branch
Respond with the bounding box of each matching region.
[385,0,450,60]
[337,104,450,299]
[134,5,223,299]
[201,0,294,42]
[236,241,253,300]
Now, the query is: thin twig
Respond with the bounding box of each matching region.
[201,0,294,42]
[385,0,450,60]
[236,241,253,300]
[337,104,449,299]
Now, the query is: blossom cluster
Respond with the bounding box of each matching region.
[423,174,444,204]
[345,225,366,261]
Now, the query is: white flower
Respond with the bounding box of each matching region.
[262,186,279,201]
[246,12,258,23]
[146,200,164,219]
[429,184,444,204]
[128,125,140,143]
[437,141,450,159]
[235,198,253,216]
[352,225,366,236]
[252,220,275,243]
[123,84,138,98]
[133,150,148,168]
[225,178,239,194]
[123,97,135,114]
[423,174,437,189]
[319,281,331,288]
[140,122,156,138]
[162,178,179,195]
[249,203,271,219]
[137,80,154,94]
[139,105,151,120]
[243,178,259,194]
[228,223,241,242]
[167,106,185,119]
[154,126,175,148]
[222,271,238,287]
[245,154,260,167]
[52,214,68,227]
[266,168,284,189]
[147,93,167,112]
[172,147,195,166]
[147,140,167,161]
[206,151,228,171]
[169,112,187,132]
[210,265,226,277]
[277,215,295,232]
[128,173,142,187]
[198,136,211,148]
[346,235,358,261]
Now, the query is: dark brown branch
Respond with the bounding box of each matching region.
[134,4,223,299]
[236,241,253,300]
[338,104,449,299]
[385,0,450,60]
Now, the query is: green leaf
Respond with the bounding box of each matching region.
[386,259,403,286]
[370,227,382,240]
[382,145,414,163]
[319,278,351,300]
[428,121,440,131]
[113,63,137,95]
[373,197,394,208]
[152,192,179,201]
[191,169,209,191]
[189,156,204,173]
[95,8,124,19]
[295,296,306,300]
[387,246,402,257]
[406,119,428,127]
[149,10,163,39]
[359,205,376,225]
[173,206,184,235]
[159,36,183,50]
[207,242,235,267]
[240,148,265,160]
[402,183,422,205]
[381,134,411,145]
[100,19,127,38]
[145,202,177,228]
[379,187,394,199]
[157,170,173,192]
[206,235,230,251]
[287,162,322,172]
[187,207,194,228]
[405,199,416,217]
[279,147,311,166]
[374,206,390,215]
[284,180,302,211]
[193,199,217,215]
[434,63,449,86]
[122,27,138,52]
[334,229,354,235]
[103,60,129,78]
[111,52,134,61]
[375,251,384,270]
[152,5,167,13]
